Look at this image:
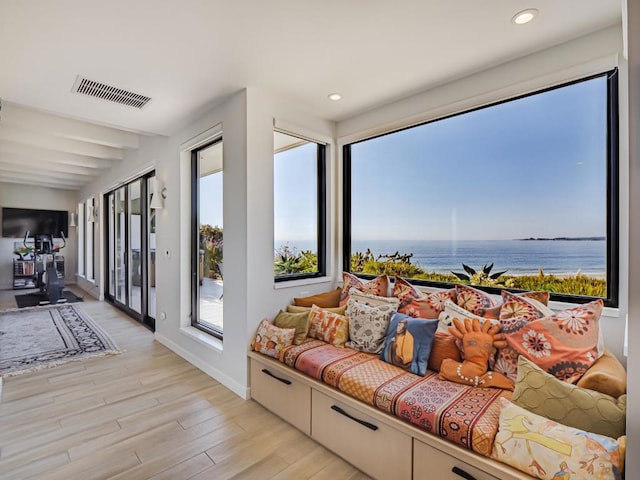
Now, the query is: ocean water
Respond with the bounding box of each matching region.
[278,239,606,276]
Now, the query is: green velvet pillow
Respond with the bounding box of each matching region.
[513,356,626,439]
[273,310,310,345]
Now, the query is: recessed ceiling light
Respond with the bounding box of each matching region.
[328,93,342,101]
[512,8,538,25]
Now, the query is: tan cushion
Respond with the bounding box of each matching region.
[273,310,310,345]
[513,356,626,439]
[286,304,346,315]
[293,288,341,308]
[577,348,627,398]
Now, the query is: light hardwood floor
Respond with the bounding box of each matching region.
[0,287,369,480]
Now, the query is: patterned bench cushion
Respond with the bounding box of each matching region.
[279,339,511,456]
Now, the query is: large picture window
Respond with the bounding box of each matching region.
[274,131,326,281]
[343,71,619,306]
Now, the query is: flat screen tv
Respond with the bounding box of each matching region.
[1,207,69,238]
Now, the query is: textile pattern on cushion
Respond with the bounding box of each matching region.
[339,272,390,306]
[273,310,310,345]
[492,398,625,480]
[293,288,341,308]
[307,305,349,347]
[345,297,397,353]
[397,288,457,320]
[493,293,554,382]
[380,313,438,376]
[251,319,295,359]
[276,339,509,455]
[286,304,347,315]
[502,300,603,383]
[455,284,498,316]
[348,289,400,308]
[513,356,626,439]
[392,276,423,307]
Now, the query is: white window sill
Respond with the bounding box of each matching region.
[274,275,333,289]
[180,326,223,353]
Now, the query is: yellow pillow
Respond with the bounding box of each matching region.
[577,348,627,398]
[273,310,310,345]
[293,288,341,308]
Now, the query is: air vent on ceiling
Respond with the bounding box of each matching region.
[71,76,151,109]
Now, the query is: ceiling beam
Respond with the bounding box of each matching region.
[0,175,82,190]
[2,103,141,149]
[0,162,95,182]
[0,170,85,186]
[0,152,101,177]
[0,125,124,160]
[0,141,115,169]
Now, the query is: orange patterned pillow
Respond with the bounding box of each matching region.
[308,304,350,347]
[455,284,497,316]
[502,300,603,383]
[339,272,390,306]
[392,276,423,306]
[252,319,296,359]
[427,332,462,372]
[393,277,455,320]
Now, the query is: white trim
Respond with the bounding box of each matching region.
[180,123,223,151]
[154,331,249,399]
[102,162,155,194]
[273,275,334,290]
[274,119,332,146]
[339,54,619,146]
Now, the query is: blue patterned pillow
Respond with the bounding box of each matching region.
[380,312,438,376]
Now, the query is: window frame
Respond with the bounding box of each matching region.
[191,138,224,339]
[273,132,327,283]
[342,69,619,308]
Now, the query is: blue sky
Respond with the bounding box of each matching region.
[351,76,607,241]
[201,76,608,246]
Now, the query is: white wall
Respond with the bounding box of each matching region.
[624,0,639,477]
[0,183,78,290]
[337,24,628,362]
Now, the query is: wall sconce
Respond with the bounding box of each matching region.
[150,178,166,209]
[69,212,77,228]
[87,206,99,223]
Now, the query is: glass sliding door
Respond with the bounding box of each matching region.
[105,172,155,330]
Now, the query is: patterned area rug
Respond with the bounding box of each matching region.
[0,304,121,377]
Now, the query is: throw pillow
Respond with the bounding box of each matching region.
[293,288,341,308]
[513,356,626,439]
[392,276,424,307]
[339,272,390,306]
[380,312,438,376]
[427,331,462,372]
[492,293,555,382]
[501,299,603,383]
[577,349,627,398]
[252,319,295,359]
[437,299,499,335]
[307,304,349,347]
[397,288,456,320]
[348,288,400,308]
[492,398,625,480]
[273,310,310,345]
[286,304,347,315]
[454,284,498,316]
[345,297,397,353]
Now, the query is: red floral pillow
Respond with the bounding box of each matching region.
[500,300,603,383]
[392,276,423,307]
[455,284,498,316]
[393,276,456,319]
[339,272,390,306]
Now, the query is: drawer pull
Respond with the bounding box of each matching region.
[261,368,292,385]
[330,405,379,431]
[452,466,477,480]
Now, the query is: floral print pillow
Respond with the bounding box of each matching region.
[308,304,350,347]
[455,284,498,316]
[339,272,390,306]
[252,319,296,359]
[501,300,603,383]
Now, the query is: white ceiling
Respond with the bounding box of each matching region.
[0,0,622,190]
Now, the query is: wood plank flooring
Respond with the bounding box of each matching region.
[0,287,369,479]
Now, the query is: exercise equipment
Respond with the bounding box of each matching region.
[23,230,66,305]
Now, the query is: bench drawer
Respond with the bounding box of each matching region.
[311,389,412,480]
[250,357,311,435]
[413,438,500,480]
